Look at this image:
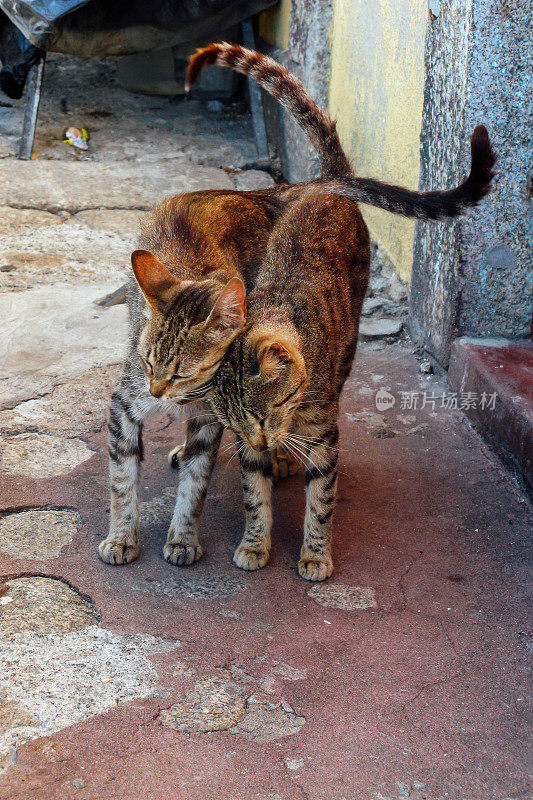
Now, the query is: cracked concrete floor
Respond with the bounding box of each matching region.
[0,55,532,800]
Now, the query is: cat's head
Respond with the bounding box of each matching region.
[209,327,307,451]
[132,249,246,404]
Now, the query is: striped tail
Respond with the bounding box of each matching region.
[186,42,352,178]
[307,125,496,220]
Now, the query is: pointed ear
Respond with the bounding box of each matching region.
[131,249,179,312]
[259,339,294,379]
[204,277,246,341]
[265,341,293,363]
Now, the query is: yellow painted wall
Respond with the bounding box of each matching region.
[259,0,291,49]
[328,0,427,281]
[258,0,427,282]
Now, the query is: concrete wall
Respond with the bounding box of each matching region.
[259,0,427,282]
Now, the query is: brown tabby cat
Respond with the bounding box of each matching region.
[99,190,279,565]
[175,44,496,580]
[207,192,367,580]
[100,43,494,570]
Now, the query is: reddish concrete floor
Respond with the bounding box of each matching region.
[449,337,533,496]
[0,343,531,800]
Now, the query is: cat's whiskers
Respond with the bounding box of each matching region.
[227,440,247,466]
[289,432,346,455]
[220,438,239,454]
[281,440,305,469]
[283,437,311,465]
[289,433,320,446]
[284,435,327,477]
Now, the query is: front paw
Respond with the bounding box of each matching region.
[233,545,270,571]
[272,447,299,481]
[163,541,203,566]
[297,554,333,581]
[99,538,140,565]
[168,442,185,469]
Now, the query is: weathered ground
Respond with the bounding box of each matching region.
[0,56,531,800]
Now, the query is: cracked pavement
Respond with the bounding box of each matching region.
[0,56,532,800]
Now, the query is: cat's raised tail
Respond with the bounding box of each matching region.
[187,44,495,221]
[185,42,352,178]
[310,125,496,220]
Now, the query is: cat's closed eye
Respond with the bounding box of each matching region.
[140,356,153,376]
[246,409,267,425]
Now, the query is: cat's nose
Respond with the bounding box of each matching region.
[250,434,268,452]
[149,380,166,398]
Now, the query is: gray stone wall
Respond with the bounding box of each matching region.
[457,0,531,342]
[410,0,531,368]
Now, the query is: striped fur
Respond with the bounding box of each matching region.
[307,125,496,219]
[209,194,370,580]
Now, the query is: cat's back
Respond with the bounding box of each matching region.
[139,189,275,280]
[254,193,370,302]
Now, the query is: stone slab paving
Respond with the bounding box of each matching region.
[0,510,79,559]
[0,159,235,212]
[0,51,530,800]
[0,284,127,409]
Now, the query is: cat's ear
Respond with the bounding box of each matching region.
[131,249,179,313]
[259,338,295,379]
[204,277,246,341]
[265,341,293,363]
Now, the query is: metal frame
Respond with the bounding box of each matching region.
[18,51,45,160]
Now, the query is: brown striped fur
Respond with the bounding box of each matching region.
[208,193,370,580]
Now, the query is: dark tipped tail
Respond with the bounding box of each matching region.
[308,125,496,220]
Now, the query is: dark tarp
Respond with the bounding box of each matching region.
[0,0,276,57]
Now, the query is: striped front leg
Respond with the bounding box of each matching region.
[164,416,223,565]
[298,423,339,581]
[100,388,145,565]
[233,444,273,571]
